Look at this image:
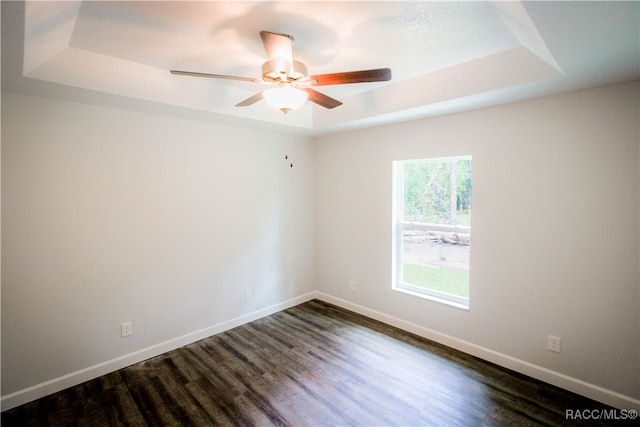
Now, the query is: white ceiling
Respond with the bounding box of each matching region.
[2,1,639,135]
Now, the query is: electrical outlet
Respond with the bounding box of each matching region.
[547,335,561,353]
[245,289,253,301]
[120,322,132,338]
[349,280,356,291]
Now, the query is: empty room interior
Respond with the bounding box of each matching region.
[2,0,639,424]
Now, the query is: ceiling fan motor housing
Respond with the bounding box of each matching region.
[262,60,308,82]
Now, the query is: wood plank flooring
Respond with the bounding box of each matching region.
[2,299,627,426]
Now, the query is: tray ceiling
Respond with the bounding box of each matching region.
[2,1,638,135]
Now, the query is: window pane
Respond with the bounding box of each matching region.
[402,159,472,225]
[401,227,470,298]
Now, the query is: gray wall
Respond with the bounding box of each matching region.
[315,82,639,401]
[2,81,639,409]
[1,91,316,400]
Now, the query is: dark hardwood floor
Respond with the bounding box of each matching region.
[2,299,627,426]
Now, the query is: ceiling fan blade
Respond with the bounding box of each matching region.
[308,68,392,86]
[304,88,343,109]
[260,31,294,78]
[235,92,264,107]
[170,70,260,83]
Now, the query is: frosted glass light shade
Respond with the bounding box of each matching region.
[263,86,308,113]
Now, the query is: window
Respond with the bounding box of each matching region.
[392,156,472,309]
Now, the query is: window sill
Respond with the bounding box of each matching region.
[392,285,470,311]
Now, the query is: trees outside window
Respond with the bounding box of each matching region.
[393,156,472,309]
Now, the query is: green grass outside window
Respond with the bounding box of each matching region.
[402,263,469,297]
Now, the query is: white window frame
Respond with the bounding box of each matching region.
[392,156,471,310]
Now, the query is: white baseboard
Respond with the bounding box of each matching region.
[4,291,638,413]
[1,292,317,411]
[315,292,640,412]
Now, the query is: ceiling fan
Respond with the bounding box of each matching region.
[170,31,392,114]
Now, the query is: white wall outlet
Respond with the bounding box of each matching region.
[120,322,132,338]
[547,335,561,353]
[349,280,356,291]
[245,289,253,301]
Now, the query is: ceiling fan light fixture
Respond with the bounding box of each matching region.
[263,86,308,114]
